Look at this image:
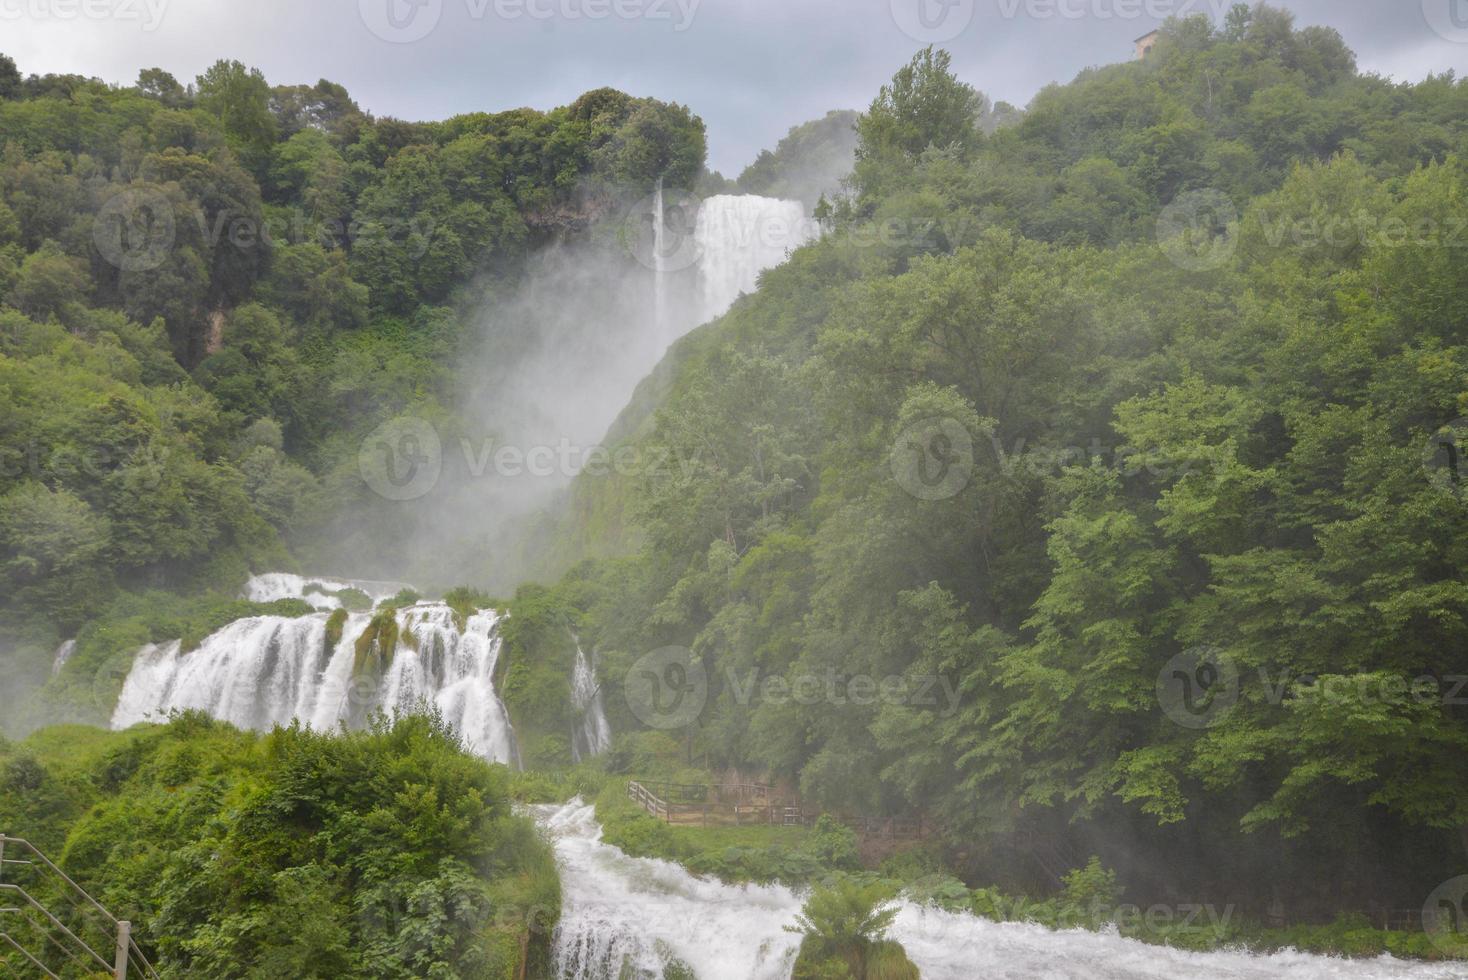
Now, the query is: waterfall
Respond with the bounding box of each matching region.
[50,639,75,677]
[652,176,667,337]
[693,195,815,324]
[569,642,611,762]
[531,801,1460,980]
[244,572,410,610]
[111,592,519,766]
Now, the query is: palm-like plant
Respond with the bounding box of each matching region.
[787,878,913,979]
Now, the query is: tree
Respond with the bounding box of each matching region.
[853,47,983,202]
[136,67,186,107]
[0,483,113,626]
[195,60,276,171]
[0,54,20,100]
[11,241,90,320]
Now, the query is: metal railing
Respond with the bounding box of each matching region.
[0,834,158,979]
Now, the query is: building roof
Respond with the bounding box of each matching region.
[1134,29,1161,43]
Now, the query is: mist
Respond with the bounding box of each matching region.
[338,187,820,595]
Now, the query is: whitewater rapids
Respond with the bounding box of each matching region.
[532,801,1465,980]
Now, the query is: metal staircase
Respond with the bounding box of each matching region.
[0,834,158,979]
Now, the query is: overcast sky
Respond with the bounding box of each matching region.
[3,0,1464,175]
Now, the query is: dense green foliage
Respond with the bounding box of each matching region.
[591,777,862,885]
[5,0,1468,961]
[537,8,1468,922]
[0,54,706,719]
[0,712,560,978]
[0,56,705,644]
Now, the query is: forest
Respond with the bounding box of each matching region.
[2,2,1468,976]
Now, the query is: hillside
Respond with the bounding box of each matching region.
[529,12,1468,919]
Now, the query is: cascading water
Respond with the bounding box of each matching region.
[244,572,410,610]
[111,576,519,765]
[692,195,815,324]
[535,801,801,980]
[652,176,668,336]
[50,638,75,677]
[569,642,611,762]
[532,801,1462,980]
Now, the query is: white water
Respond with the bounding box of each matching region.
[50,638,75,676]
[693,195,816,324]
[653,177,668,336]
[535,801,802,979]
[569,643,611,762]
[532,801,1464,980]
[244,572,411,610]
[111,588,519,765]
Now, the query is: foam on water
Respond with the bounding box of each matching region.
[532,801,1464,980]
[111,600,519,766]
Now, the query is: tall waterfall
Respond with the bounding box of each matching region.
[693,195,815,324]
[532,801,1460,980]
[652,176,668,336]
[569,643,611,762]
[112,578,519,766]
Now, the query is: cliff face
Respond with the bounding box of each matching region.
[524,190,621,241]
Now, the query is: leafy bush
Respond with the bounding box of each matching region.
[0,711,560,978]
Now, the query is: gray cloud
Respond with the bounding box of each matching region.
[2,0,1463,174]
